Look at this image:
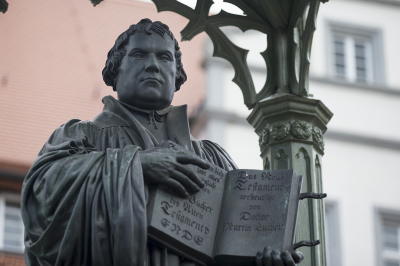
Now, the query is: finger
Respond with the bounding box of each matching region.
[263,246,272,266]
[255,251,263,266]
[272,250,284,266]
[163,178,189,198]
[170,168,202,193]
[281,251,295,266]
[291,250,304,264]
[174,163,205,188]
[176,154,210,169]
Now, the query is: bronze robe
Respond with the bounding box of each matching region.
[22,96,237,266]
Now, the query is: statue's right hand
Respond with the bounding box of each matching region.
[255,247,304,266]
[139,147,210,198]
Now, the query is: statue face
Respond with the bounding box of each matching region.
[115,32,177,110]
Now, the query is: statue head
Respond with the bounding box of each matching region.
[102,18,187,110]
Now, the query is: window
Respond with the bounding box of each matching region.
[329,22,384,85]
[0,194,24,253]
[376,208,400,266]
[325,202,341,266]
[382,222,400,266]
[333,35,373,83]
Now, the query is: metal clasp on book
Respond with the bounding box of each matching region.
[299,192,327,200]
[293,240,320,250]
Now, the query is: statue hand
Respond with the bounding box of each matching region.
[255,247,304,266]
[139,147,210,198]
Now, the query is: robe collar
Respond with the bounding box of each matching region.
[92,96,193,152]
[119,101,173,116]
[119,101,172,130]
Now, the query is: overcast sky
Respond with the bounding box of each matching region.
[140,0,244,15]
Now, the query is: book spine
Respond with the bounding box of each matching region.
[211,171,231,258]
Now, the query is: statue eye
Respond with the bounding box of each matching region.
[130,52,144,58]
[159,54,171,60]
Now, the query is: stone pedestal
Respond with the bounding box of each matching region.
[247,93,333,266]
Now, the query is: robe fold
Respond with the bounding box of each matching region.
[22,96,237,266]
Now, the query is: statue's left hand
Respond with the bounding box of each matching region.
[255,247,304,266]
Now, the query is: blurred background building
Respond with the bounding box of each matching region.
[1,0,400,265]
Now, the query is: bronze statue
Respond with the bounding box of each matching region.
[21,19,302,266]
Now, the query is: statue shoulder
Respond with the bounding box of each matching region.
[46,119,96,143]
[52,109,129,144]
[91,110,129,128]
[191,136,238,170]
[36,119,96,155]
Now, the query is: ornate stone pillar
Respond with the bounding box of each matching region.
[247,92,333,266]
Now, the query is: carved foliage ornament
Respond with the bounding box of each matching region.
[259,120,324,152]
[291,121,312,140]
[312,127,325,148]
[147,0,329,109]
[259,128,270,151]
[271,121,290,141]
[0,0,8,13]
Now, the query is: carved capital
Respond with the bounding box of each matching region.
[258,120,326,152]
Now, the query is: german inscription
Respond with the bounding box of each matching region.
[149,163,227,257]
[213,170,294,257]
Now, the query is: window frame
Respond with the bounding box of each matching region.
[324,201,342,266]
[0,193,24,253]
[375,207,400,266]
[326,21,385,85]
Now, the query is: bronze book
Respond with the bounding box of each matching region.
[147,142,303,266]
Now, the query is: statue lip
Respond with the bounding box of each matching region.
[141,77,162,83]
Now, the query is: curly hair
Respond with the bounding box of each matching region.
[102,18,187,92]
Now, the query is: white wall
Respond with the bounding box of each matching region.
[311,80,400,142]
[323,139,400,266]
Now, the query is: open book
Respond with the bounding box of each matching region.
[147,142,304,265]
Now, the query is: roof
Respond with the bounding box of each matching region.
[0,0,207,167]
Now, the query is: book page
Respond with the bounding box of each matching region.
[147,161,228,263]
[213,169,298,261]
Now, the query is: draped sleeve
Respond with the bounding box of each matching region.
[22,119,148,266]
[191,137,238,171]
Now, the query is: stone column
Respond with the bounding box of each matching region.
[247,92,333,266]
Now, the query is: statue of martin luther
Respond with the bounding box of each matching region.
[21,18,303,266]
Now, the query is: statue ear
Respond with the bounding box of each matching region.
[113,73,119,92]
[175,75,180,92]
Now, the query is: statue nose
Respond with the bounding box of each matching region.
[145,54,160,73]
